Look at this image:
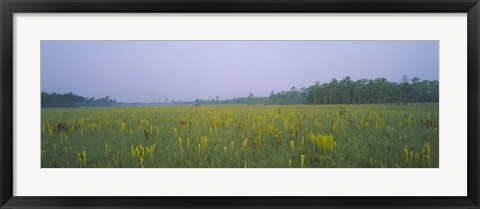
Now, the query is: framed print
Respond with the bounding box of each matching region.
[1,0,479,208]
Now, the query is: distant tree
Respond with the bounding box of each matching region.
[248,92,254,105]
[330,79,338,104]
[411,77,421,102]
[401,74,410,103]
[342,76,353,104]
[411,77,420,84]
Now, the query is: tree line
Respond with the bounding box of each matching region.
[41,92,117,107]
[42,75,438,107]
[191,75,439,105]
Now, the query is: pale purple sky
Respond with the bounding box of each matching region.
[41,41,439,103]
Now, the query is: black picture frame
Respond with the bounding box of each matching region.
[1,0,479,208]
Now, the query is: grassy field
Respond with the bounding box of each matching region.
[41,104,439,168]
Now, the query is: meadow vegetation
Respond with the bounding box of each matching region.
[41,104,438,168]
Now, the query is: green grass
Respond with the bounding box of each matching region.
[41,103,439,168]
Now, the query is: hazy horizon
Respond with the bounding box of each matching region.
[41,40,439,103]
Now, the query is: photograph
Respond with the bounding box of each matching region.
[40,40,439,168]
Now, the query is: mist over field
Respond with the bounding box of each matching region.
[41,40,439,103]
